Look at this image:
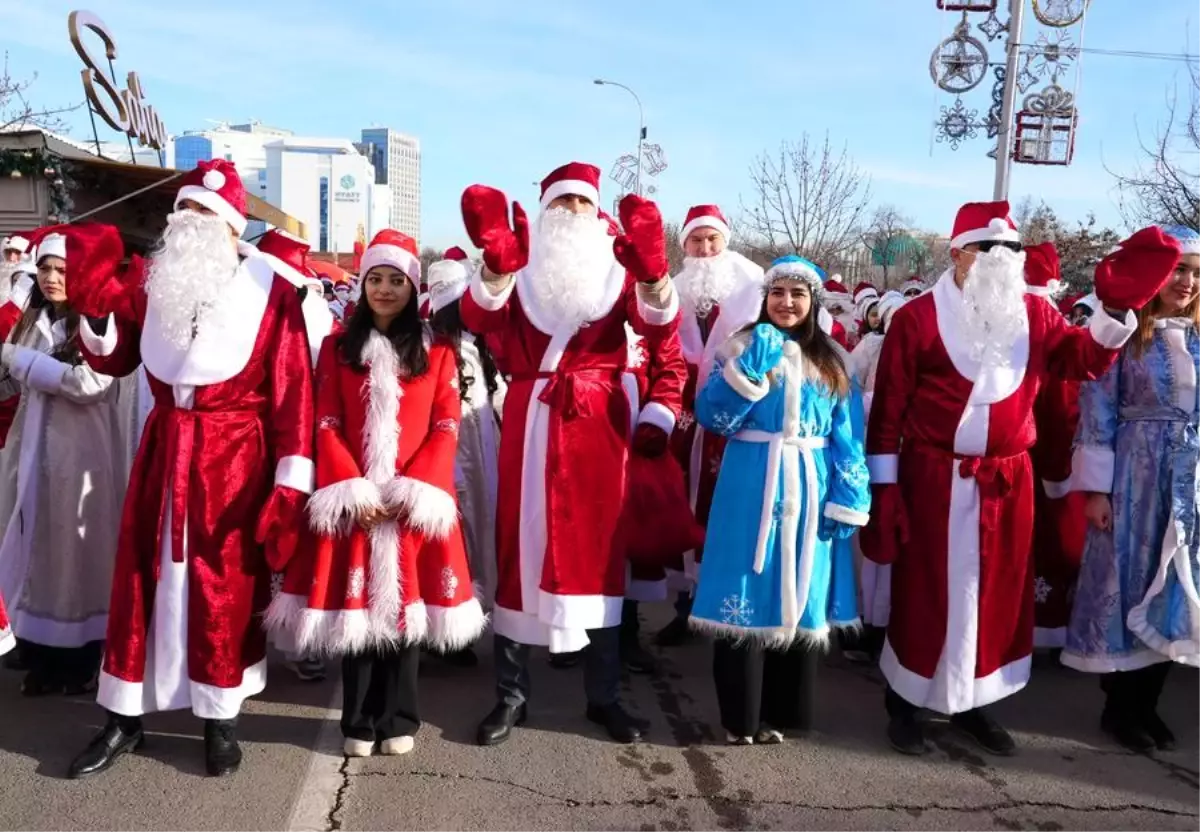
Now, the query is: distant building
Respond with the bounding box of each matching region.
[360,127,421,241]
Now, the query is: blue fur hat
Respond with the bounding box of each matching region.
[1161,224,1200,256]
[764,255,826,301]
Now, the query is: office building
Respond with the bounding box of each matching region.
[360,127,421,241]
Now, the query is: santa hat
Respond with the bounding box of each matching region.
[853,281,880,320]
[427,255,471,315]
[1023,241,1062,298]
[173,159,248,236]
[678,204,731,246]
[359,229,421,282]
[443,246,470,263]
[2,235,29,255]
[540,162,601,210]
[875,290,906,332]
[950,200,1019,250]
[1161,224,1200,255]
[34,233,67,263]
[821,278,851,310]
[900,277,925,296]
[257,228,320,289]
[1074,293,1100,314]
[764,255,825,301]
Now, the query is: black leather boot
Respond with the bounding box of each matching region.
[476,702,527,746]
[620,602,656,675]
[585,701,646,744]
[68,711,144,779]
[204,717,242,776]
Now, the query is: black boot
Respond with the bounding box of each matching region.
[585,701,645,744]
[885,687,928,756]
[204,718,242,776]
[950,707,1016,756]
[476,702,527,746]
[548,650,582,669]
[1137,663,1176,751]
[68,711,144,779]
[620,601,656,674]
[1101,671,1154,753]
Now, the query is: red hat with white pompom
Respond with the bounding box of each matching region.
[1023,241,1062,299]
[852,280,880,320]
[950,200,1019,250]
[679,204,731,246]
[173,159,248,236]
[540,162,601,210]
[359,229,421,282]
[257,228,321,289]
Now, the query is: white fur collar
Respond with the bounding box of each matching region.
[141,249,275,387]
[931,268,1027,405]
[299,289,335,367]
[360,329,403,485]
[514,259,626,337]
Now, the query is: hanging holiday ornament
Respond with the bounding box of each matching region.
[609,154,638,192]
[1032,0,1089,27]
[929,15,989,93]
[935,0,996,11]
[986,66,1006,139]
[976,9,1008,41]
[641,143,668,176]
[934,98,980,150]
[1016,53,1040,93]
[1029,30,1079,81]
[1013,84,1078,165]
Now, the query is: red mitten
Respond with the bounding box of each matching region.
[632,423,669,458]
[1093,226,1182,312]
[860,484,909,566]
[613,194,668,283]
[461,185,529,275]
[29,223,135,319]
[256,485,308,573]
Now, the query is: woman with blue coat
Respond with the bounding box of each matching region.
[690,255,871,745]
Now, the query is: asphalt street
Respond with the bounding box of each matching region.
[0,605,1196,831]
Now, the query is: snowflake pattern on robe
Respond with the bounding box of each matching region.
[319,415,342,430]
[676,411,695,433]
[346,567,365,602]
[627,338,647,370]
[269,571,284,598]
[720,594,755,627]
[440,566,459,600]
[835,459,870,491]
[434,418,458,435]
[1034,576,1051,605]
[706,409,741,436]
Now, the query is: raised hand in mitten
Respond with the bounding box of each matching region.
[860,484,909,565]
[461,185,529,276]
[612,194,668,283]
[632,423,669,458]
[29,223,132,319]
[736,323,786,383]
[1093,226,1182,312]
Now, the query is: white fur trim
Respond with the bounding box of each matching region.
[679,216,731,246]
[98,658,266,720]
[468,265,515,309]
[427,260,470,315]
[1041,477,1071,499]
[258,250,320,290]
[823,502,869,527]
[3,235,29,254]
[637,400,676,436]
[1070,445,1114,494]
[765,259,824,290]
[264,591,307,641]
[1060,648,1170,673]
[1024,280,1062,299]
[361,244,421,283]
[0,628,14,656]
[866,454,898,485]
[36,233,66,262]
[8,274,33,310]
[360,330,402,484]
[1124,510,1200,666]
[1088,307,1136,350]
[79,314,118,357]
[275,455,315,495]
[306,477,383,536]
[688,616,840,651]
[881,640,1030,715]
[637,280,680,325]
[174,184,248,235]
[424,598,488,653]
[722,358,770,402]
[540,179,600,209]
[950,219,1020,250]
[381,476,458,541]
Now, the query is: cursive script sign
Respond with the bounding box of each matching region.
[68,10,168,151]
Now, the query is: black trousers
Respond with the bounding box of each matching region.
[23,640,102,687]
[494,628,621,708]
[1102,663,1171,719]
[713,639,819,737]
[341,644,420,742]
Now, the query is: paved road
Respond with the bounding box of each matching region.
[0,606,1196,831]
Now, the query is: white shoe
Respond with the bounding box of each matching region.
[343,738,374,757]
[379,735,415,756]
[725,732,754,746]
[754,727,784,745]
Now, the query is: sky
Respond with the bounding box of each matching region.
[1,0,1196,250]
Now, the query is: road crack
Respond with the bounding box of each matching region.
[324,756,352,831]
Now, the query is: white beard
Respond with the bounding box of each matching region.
[144,211,240,350]
[674,251,739,319]
[961,247,1029,366]
[526,207,615,327]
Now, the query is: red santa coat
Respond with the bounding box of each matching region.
[78,251,314,719]
[0,589,12,656]
[866,270,1132,714]
[268,333,486,653]
[461,264,680,653]
[0,277,33,446]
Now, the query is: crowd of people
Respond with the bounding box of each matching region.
[0,157,1195,781]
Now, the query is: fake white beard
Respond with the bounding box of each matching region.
[144,210,240,350]
[526,206,614,327]
[674,251,739,319]
[961,246,1029,366]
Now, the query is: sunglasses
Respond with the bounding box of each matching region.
[976,240,1023,253]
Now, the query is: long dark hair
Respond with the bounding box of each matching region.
[430,299,500,406]
[10,280,83,366]
[338,284,429,377]
[739,292,850,398]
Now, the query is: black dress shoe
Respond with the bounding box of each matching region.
[204,718,243,777]
[585,702,645,744]
[653,617,693,647]
[68,714,144,779]
[548,650,582,669]
[886,714,928,756]
[951,708,1016,756]
[1142,712,1177,752]
[1101,710,1155,753]
[476,702,527,746]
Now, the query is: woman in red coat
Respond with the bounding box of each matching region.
[268,231,486,758]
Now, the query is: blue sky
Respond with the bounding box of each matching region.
[2,0,1196,249]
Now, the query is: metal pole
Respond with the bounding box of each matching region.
[993,0,1025,200]
[594,80,644,197]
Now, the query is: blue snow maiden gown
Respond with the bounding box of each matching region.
[690,323,871,647]
[1063,317,1199,672]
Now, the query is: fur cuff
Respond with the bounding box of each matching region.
[824,502,869,527]
[469,266,515,311]
[866,454,898,485]
[276,455,315,495]
[637,401,676,435]
[636,280,680,326]
[1070,445,1114,494]
[1089,307,1136,350]
[264,592,307,641]
[381,476,458,540]
[307,477,383,536]
[424,598,489,653]
[79,314,119,358]
[722,359,770,402]
[1041,477,1071,499]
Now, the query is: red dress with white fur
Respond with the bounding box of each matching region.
[268,333,486,653]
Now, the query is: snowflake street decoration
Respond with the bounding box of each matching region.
[1034,576,1051,604]
[1032,0,1089,27]
[609,154,638,192]
[929,16,989,94]
[720,595,755,627]
[976,10,1007,41]
[1016,64,1040,94]
[935,98,980,150]
[1029,30,1078,82]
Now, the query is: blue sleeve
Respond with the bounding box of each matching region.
[694,355,766,437]
[1071,351,1120,493]
[823,381,871,526]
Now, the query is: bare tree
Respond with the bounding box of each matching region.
[739,132,872,267]
[861,205,915,289]
[1020,200,1121,293]
[663,220,686,275]
[419,247,442,285]
[911,233,952,278]
[1,52,80,133]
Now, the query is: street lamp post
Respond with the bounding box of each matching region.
[593,78,645,196]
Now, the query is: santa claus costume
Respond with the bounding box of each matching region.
[460,162,681,745]
[820,278,855,351]
[657,205,764,645]
[900,277,926,300]
[863,201,1143,757]
[0,232,129,696]
[853,281,881,340]
[66,160,315,779]
[0,268,35,449]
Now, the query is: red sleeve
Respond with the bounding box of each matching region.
[460,270,515,335]
[864,304,919,485]
[78,289,146,379]
[639,326,687,436]
[624,274,680,340]
[1040,300,1130,383]
[267,281,316,494]
[1031,376,1079,492]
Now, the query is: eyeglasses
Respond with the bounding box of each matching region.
[976,240,1023,253]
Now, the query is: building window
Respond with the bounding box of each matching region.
[319,176,329,252]
[174,135,213,171]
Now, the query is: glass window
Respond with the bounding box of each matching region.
[319,176,329,252]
